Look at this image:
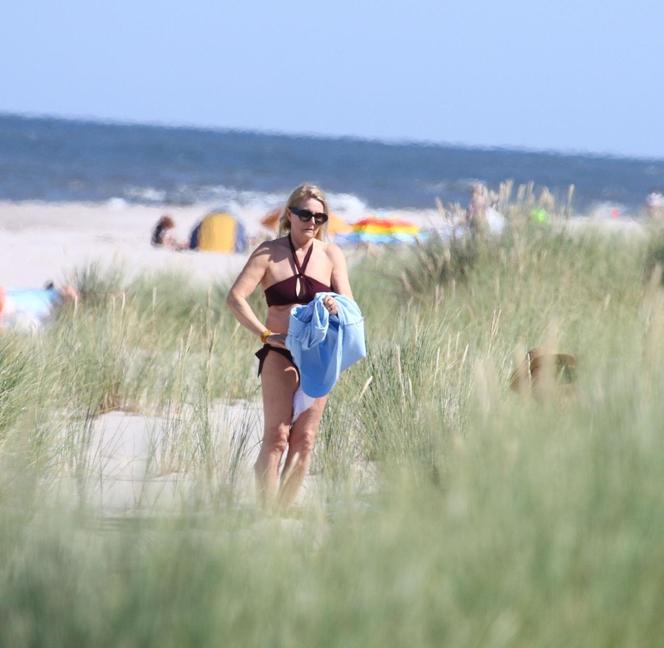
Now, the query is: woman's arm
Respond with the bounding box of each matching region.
[226,243,271,339]
[328,243,353,299]
[321,243,353,315]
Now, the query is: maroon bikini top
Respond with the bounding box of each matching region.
[264,236,331,307]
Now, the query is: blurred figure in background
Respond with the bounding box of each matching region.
[0,282,78,332]
[510,347,577,403]
[646,190,664,221]
[151,215,188,250]
[467,182,505,237]
[467,182,488,236]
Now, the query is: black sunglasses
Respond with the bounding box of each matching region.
[289,207,329,225]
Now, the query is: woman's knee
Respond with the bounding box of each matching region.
[291,428,317,456]
[264,423,290,454]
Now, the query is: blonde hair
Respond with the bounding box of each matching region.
[279,184,329,241]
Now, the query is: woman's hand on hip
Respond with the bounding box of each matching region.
[323,295,338,315]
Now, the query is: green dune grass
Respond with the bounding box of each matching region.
[2,218,664,646]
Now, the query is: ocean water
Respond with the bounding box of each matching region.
[1,113,663,215]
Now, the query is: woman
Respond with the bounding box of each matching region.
[226,184,353,510]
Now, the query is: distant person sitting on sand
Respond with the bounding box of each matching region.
[467,182,488,233]
[467,183,505,237]
[646,190,664,221]
[0,282,78,332]
[151,215,188,250]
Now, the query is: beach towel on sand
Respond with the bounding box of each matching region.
[1,287,61,331]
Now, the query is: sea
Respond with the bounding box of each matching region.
[2,113,663,217]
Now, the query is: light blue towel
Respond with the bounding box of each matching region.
[286,293,366,398]
[6,288,60,322]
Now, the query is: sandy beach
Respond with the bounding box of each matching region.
[0,200,649,292]
[0,201,263,289]
[0,200,440,290]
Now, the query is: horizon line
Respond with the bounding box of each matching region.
[1,109,663,164]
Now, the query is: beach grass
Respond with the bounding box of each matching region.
[2,217,664,646]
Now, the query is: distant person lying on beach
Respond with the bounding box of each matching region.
[0,282,78,332]
[151,215,189,250]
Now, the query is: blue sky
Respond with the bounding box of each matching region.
[1,0,661,158]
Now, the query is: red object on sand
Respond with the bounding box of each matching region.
[353,217,417,229]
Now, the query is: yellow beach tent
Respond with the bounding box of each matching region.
[190,211,247,253]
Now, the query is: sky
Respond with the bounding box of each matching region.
[1,0,661,158]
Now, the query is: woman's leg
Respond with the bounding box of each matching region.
[278,395,328,509]
[255,351,298,509]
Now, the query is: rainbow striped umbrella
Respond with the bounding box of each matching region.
[337,217,423,245]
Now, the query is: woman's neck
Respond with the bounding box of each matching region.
[289,232,314,250]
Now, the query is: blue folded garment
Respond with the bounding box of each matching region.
[286,293,366,398]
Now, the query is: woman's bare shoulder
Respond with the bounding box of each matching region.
[251,237,288,260]
[323,241,346,260]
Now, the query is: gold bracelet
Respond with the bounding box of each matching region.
[260,329,273,344]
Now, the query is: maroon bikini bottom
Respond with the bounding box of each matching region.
[255,344,300,381]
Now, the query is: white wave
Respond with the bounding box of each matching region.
[418,178,478,194]
[584,201,632,219]
[326,192,368,219]
[120,183,373,217]
[125,186,167,202]
[106,197,129,211]
[116,183,446,228]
